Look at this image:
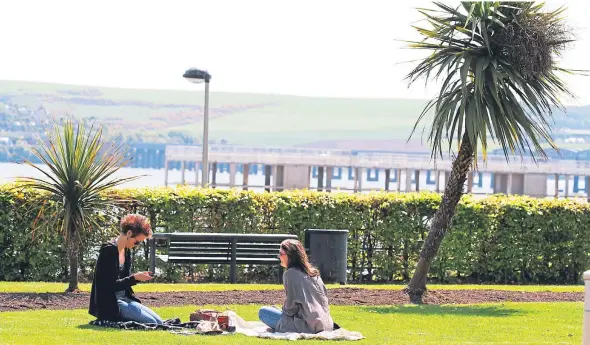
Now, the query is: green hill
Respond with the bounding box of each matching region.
[0,80,429,148]
[0,80,588,152]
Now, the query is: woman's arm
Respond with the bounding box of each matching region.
[96,246,137,292]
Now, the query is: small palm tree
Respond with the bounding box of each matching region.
[20,118,138,292]
[404,1,584,303]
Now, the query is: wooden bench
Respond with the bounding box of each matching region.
[149,233,298,283]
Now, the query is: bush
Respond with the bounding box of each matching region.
[1,184,589,284]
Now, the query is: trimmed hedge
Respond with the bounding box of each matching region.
[1,184,589,284]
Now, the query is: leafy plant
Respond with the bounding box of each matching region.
[2,187,590,285]
[18,119,137,291]
[402,1,584,303]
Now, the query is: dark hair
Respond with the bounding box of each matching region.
[281,239,319,277]
[120,214,152,238]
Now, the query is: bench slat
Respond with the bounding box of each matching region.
[170,241,230,245]
[170,242,281,247]
[156,233,297,242]
[168,251,277,258]
[168,256,279,264]
[169,246,279,252]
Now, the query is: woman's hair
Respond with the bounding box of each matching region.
[120,214,152,238]
[281,239,319,277]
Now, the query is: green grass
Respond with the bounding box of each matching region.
[0,303,582,344]
[0,282,584,293]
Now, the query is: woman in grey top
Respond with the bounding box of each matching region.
[258,239,334,333]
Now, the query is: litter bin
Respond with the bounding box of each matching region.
[304,229,348,285]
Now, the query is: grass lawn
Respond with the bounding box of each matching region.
[0,281,584,293]
[0,303,582,345]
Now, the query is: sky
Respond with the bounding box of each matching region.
[1,0,589,105]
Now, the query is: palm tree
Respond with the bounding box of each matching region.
[20,118,138,292]
[404,2,584,303]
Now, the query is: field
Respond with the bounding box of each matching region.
[0,303,582,345]
[0,80,428,147]
[0,282,586,344]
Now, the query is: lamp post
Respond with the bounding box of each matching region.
[183,68,211,187]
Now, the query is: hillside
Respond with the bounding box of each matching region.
[0,80,430,149]
[0,80,588,152]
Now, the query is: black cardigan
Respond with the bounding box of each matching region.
[88,240,140,321]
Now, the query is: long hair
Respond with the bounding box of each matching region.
[281,239,319,277]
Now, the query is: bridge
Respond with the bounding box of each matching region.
[165,145,590,175]
[164,144,590,198]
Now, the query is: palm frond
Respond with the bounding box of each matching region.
[18,118,138,242]
[405,1,586,162]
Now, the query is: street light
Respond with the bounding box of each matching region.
[183,68,211,187]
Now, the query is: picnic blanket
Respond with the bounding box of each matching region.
[89,318,227,335]
[228,311,365,341]
[89,312,364,340]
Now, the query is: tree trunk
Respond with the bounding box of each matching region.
[66,231,80,292]
[406,134,474,304]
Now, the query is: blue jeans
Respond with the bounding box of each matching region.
[259,306,282,330]
[117,298,163,325]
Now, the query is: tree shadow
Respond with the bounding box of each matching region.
[360,304,525,317]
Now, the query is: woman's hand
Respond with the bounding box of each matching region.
[133,271,153,282]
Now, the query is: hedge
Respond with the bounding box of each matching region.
[1,184,589,284]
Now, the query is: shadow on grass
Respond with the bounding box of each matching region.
[76,324,121,331]
[360,305,525,317]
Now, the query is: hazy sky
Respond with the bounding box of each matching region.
[2,0,589,104]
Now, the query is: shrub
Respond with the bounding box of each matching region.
[1,185,589,284]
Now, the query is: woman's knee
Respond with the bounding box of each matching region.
[144,313,162,325]
[121,302,162,324]
[258,306,274,318]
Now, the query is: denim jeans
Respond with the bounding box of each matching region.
[117,297,163,325]
[258,306,282,330]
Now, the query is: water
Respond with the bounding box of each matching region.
[0,162,585,198]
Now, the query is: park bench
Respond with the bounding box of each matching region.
[149,232,298,283]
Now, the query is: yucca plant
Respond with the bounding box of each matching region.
[404,1,584,303]
[19,118,138,292]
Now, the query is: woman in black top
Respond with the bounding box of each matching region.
[89,214,162,324]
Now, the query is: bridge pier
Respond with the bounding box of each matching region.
[271,165,277,191]
[385,169,391,191]
[164,161,169,187]
[523,174,547,197]
[415,170,421,191]
[180,161,186,185]
[467,171,474,193]
[211,163,217,188]
[435,170,442,193]
[274,165,285,191]
[264,165,272,192]
[229,163,237,187]
[326,167,333,192]
[405,169,412,192]
[353,167,362,192]
[282,165,308,189]
[242,164,250,190]
[317,167,325,191]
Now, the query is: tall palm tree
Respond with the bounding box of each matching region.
[20,118,138,292]
[404,1,583,303]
